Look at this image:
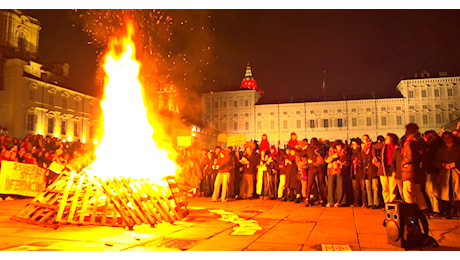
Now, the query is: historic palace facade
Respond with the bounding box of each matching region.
[202,65,460,146]
[0,10,100,144]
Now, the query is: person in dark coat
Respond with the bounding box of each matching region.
[304,138,327,207]
[212,148,232,202]
[391,138,404,201]
[351,138,367,207]
[362,134,380,209]
[435,131,460,218]
[423,130,444,217]
[401,123,428,211]
[239,146,259,199]
[285,148,302,203]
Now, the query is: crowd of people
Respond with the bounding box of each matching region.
[175,123,460,219]
[2,123,460,220]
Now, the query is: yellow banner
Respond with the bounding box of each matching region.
[0,161,47,197]
[227,134,246,146]
[177,136,192,147]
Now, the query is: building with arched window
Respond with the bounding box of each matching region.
[0,10,100,144]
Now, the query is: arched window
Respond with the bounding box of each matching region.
[18,31,27,53]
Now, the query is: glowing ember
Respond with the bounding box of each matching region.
[86,20,177,184]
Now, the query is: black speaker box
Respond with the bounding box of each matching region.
[384,200,423,248]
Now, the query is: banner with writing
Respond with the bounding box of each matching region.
[227,134,247,147]
[177,136,192,147]
[0,161,47,197]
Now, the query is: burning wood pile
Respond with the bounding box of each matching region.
[12,21,189,230]
[12,171,188,229]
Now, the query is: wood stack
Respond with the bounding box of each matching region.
[11,171,188,230]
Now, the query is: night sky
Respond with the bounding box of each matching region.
[21,9,460,104]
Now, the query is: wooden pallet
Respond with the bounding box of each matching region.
[12,172,187,230]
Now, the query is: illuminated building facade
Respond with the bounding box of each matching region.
[202,65,460,146]
[0,10,100,143]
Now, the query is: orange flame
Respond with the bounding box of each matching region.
[86,20,177,185]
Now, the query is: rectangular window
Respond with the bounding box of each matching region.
[436,114,442,124]
[366,108,371,112]
[222,122,227,131]
[234,101,238,108]
[337,118,343,127]
[245,100,249,107]
[408,90,414,98]
[234,122,238,131]
[381,107,386,111]
[422,105,428,110]
[366,117,372,126]
[214,102,219,109]
[409,105,415,110]
[410,115,415,123]
[74,122,79,137]
[435,104,441,109]
[245,113,249,117]
[296,111,301,115]
[270,121,275,130]
[323,109,328,113]
[89,125,94,139]
[323,119,329,128]
[223,101,227,108]
[257,112,262,116]
[434,89,440,97]
[234,113,238,118]
[396,116,402,126]
[48,118,54,134]
[283,111,288,115]
[61,120,66,135]
[423,115,428,125]
[214,121,220,130]
[351,108,357,113]
[49,95,54,106]
[352,118,357,127]
[337,109,342,113]
[206,102,211,110]
[310,110,315,114]
[245,122,249,131]
[26,114,37,131]
[381,117,387,126]
[309,119,315,129]
[270,112,275,116]
[283,120,288,129]
[421,90,427,98]
[449,104,454,109]
[396,106,402,111]
[448,89,453,96]
[296,120,301,129]
[29,90,35,101]
[257,121,262,130]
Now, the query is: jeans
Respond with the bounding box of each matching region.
[403,180,428,210]
[212,172,230,202]
[239,173,254,199]
[352,178,366,206]
[425,173,440,213]
[327,174,344,205]
[380,173,397,204]
[365,178,380,206]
